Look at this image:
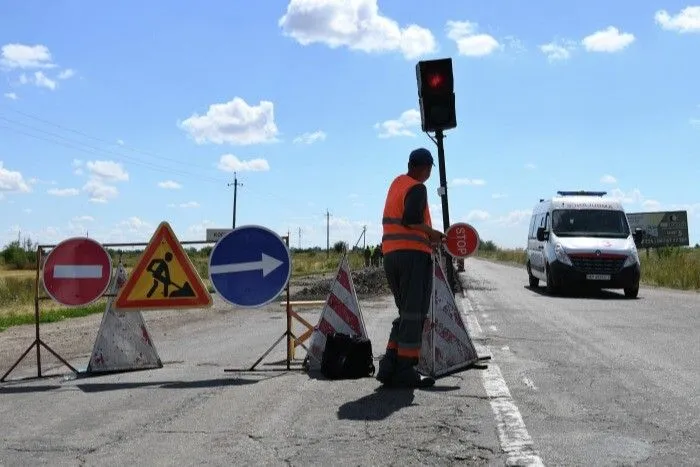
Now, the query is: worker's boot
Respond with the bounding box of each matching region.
[391,357,435,388]
[376,348,397,385]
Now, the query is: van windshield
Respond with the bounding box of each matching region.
[552,209,630,238]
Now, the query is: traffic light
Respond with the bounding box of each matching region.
[415,58,457,132]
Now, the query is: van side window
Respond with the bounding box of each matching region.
[528,215,537,238]
[543,213,550,231]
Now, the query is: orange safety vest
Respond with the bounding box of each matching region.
[381,174,433,254]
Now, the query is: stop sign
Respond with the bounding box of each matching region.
[42,237,112,307]
[444,222,480,258]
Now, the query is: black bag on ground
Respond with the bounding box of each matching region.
[321,332,375,380]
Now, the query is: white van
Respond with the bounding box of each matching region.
[525,191,645,298]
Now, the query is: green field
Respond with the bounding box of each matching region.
[2,240,699,332]
[0,245,368,330]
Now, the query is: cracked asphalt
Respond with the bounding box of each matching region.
[2,257,699,466]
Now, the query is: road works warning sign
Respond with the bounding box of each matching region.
[114,221,212,310]
[626,210,690,248]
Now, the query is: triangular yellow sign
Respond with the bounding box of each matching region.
[114,221,213,311]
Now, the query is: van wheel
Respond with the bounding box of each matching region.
[527,262,539,288]
[624,286,639,299]
[545,264,558,295]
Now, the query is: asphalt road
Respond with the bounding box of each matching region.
[0,292,502,466]
[1,258,698,466]
[462,258,700,466]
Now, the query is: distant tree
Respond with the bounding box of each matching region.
[333,241,349,253]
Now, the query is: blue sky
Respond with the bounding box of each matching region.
[1,0,699,251]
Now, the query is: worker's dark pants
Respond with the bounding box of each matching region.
[383,249,433,365]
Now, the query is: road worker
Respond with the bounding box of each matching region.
[377,147,445,388]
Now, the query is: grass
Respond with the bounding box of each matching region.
[475,245,700,290]
[0,249,367,330]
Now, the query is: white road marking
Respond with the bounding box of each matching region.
[489,325,498,332]
[482,313,489,319]
[460,294,545,466]
[53,265,103,279]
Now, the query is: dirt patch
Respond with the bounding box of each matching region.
[291,266,392,301]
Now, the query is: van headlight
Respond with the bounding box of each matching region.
[555,243,572,266]
[623,249,640,267]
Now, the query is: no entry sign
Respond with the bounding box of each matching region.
[42,237,112,307]
[444,223,480,258]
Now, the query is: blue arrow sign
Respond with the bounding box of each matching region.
[208,225,292,308]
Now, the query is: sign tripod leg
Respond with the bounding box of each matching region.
[222,235,304,373]
[1,247,79,383]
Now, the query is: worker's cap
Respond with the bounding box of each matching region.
[408,148,435,167]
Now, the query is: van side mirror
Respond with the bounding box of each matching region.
[633,227,645,246]
[536,227,548,241]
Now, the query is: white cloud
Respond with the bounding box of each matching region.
[0,162,31,193]
[57,68,75,80]
[47,187,79,196]
[217,154,270,172]
[494,209,531,226]
[23,208,32,214]
[453,178,486,186]
[600,174,617,184]
[539,40,576,62]
[116,139,125,145]
[4,92,17,100]
[86,160,129,182]
[525,163,536,170]
[446,20,501,57]
[655,6,700,33]
[83,179,118,203]
[118,217,152,236]
[169,201,200,209]
[690,118,700,128]
[492,193,507,199]
[293,130,327,144]
[278,0,437,60]
[0,44,56,69]
[81,160,128,203]
[33,71,56,90]
[73,215,94,222]
[179,97,279,145]
[158,180,182,189]
[503,36,527,54]
[466,210,490,222]
[188,219,216,235]
[642,199,662,210]
[582,26,635,53]
[375,109,420,138]
[607,188,644,205]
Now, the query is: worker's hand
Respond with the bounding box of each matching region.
[428,229,446,245]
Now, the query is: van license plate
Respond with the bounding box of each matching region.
[586,274,611,281]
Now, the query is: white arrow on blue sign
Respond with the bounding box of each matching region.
[208,225,292,308]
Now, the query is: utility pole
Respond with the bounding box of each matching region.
[362,225,367,248]
[227,172,243,229]
[298,227,302,249]
[435,129,456,292]
[326,209,331,257]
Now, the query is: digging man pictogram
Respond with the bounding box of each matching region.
[146,251,196,298]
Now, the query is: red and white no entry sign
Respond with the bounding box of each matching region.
[444,222,480,258]
[42,237,112,307]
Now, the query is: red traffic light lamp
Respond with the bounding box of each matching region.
[415,58,457,132]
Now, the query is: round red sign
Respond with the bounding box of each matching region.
[42,237,112,307]
[444,222,480,258]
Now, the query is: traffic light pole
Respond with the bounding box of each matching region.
[434,129,457,294]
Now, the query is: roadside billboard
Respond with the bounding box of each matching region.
[626,210,690,248]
